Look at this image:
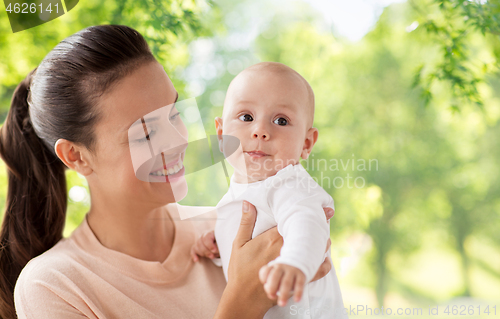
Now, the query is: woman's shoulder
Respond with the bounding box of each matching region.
[14,214,95,296]
[14,237,90,318]
[15,237,80,287]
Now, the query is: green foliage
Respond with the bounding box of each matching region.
[411,0,500,111]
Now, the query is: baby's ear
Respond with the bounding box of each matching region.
[301,127,318,160]
[214,117,224,152]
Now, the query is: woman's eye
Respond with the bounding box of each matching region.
[238,114,253,121]
[170,112,181,121]
[274,117,288,126]
[135,130,155,143]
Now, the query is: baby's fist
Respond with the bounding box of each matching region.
[259,263,306,306]
[190,230,219,262]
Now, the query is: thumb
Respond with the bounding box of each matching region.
[233,200,257,248]
[324,207,335,221]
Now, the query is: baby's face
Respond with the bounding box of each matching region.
[216,69,316,183]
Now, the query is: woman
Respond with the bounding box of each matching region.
[0,25,335,319]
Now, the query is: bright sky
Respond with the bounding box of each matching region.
[184,0,409,96]
[303,0,407,41]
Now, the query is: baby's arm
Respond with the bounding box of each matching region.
[187,206,220,262]
[260,176,333,306]
[191,230,220,262]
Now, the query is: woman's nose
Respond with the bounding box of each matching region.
[152,119,188,155]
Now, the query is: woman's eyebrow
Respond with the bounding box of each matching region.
[130,116,161,129]
[124,92,179,131]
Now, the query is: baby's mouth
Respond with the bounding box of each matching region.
[245,150,270,158]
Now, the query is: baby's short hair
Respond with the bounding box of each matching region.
[229,62,315,129]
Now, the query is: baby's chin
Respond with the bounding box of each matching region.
[245,165,282,181]
[231,165,276,183]
[231,157,295,182]
[246,172,274,182]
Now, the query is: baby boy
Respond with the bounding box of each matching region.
[193,62,346,319]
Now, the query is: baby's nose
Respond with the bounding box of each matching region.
[252,132,269,140]
[251,122,271,140]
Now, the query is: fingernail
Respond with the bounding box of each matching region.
[243,201,249,212]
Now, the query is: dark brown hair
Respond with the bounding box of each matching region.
[0,25,156,318]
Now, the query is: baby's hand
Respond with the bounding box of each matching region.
[259,263,306,307]
[190,230,220,262]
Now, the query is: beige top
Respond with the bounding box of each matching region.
[14,206,226,319]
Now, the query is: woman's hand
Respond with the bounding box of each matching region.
[214,201,334,319]
[214,201,280,319]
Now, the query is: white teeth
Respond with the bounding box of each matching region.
[150,162,183,176]
[172,163,182,174]
[173,163,180,172]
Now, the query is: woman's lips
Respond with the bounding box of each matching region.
[149,165,185,182]
[150,154,182,174]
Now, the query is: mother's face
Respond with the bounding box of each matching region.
[88,60,188,207]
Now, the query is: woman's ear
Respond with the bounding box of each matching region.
[301,127,319,160]
[54,139,94,176]
[214,117,224,153]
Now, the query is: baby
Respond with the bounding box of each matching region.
[193,62,346,319]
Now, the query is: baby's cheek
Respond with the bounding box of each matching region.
[226,149,245,170]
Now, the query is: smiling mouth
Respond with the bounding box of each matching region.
[149,154,184,176]
[150,162,184,176]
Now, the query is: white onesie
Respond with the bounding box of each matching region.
[214,163,348,319]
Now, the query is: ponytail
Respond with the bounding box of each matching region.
[0,24,156,318]
[0,68,67,319]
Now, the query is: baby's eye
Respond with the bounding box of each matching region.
[238,114,253,122]
[274,117,288,126]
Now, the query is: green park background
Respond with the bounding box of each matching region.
[1,0,499,317]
